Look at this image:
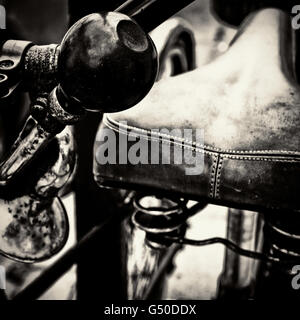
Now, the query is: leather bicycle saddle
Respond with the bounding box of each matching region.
[94,9,300,213]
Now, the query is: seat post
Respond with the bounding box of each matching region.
[254,211,300,298]
[217,209,263,299]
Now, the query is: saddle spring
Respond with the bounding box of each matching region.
[131,193,300,267]
[131,194,190,249]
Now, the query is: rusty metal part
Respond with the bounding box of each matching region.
[0,126,75,262]
[48,87,84,125]
[0,196,68,263]
[0,89,78,185]
[24,44,60,95]
[0,116,54,185]
[0,11,158,185]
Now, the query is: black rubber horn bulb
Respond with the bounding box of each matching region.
[58,11,158,112]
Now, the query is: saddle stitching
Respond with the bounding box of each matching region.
[210,154,218,198]
[104,117,300,162]
[215,156,223,199]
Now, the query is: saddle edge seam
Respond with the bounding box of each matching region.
[104,116,300,161]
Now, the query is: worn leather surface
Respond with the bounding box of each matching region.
[94,9,300,212]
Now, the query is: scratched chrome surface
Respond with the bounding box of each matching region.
[0,126,76,262]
